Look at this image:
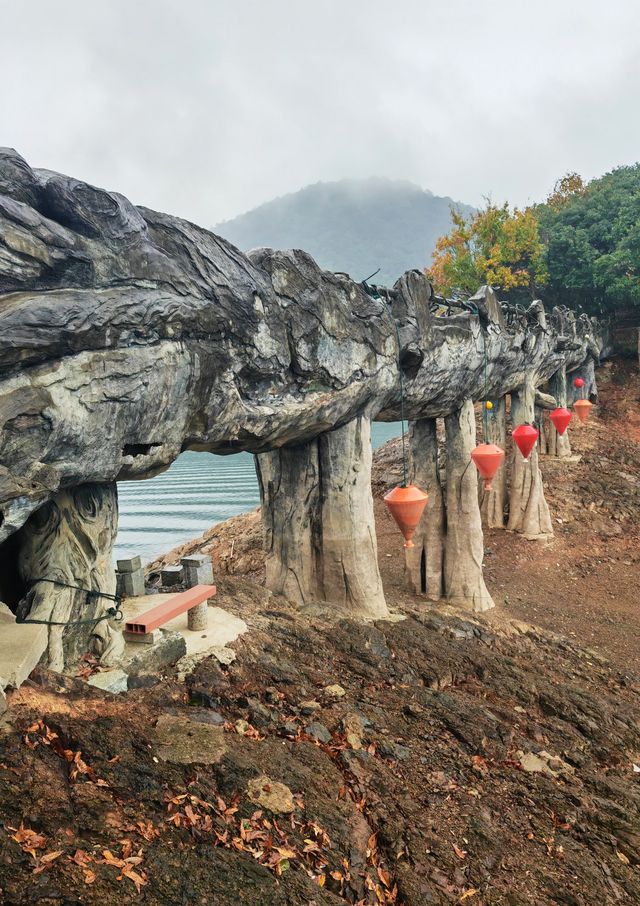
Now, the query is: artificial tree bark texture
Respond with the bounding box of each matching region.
[479,397,507,529]
[546,367,572,458]
[15,483,122,672]
[0,149,602,657]
[256,416,388,619]
[406,417,445,599]
[507,383,554,540]
[444,401,494,612]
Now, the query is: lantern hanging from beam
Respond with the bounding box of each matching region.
[512,424,539,462]
[573,399,593,424]
[471,443,505,491]
[549,407,572,436]
[383,485,429,549]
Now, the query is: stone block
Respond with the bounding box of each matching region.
[181,554,214,587]
[87,668,128,694]
[123,629,162,645]
[116,568,145,598]
[161,565,183,587]
[116,555,142,573]
[0,613,48,691]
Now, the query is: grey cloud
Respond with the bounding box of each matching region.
[1,0,638,225]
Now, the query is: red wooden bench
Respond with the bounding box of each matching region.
[124,584,216,638]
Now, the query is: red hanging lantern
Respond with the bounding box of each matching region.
[573,377,585,389]
[383,485,429,549]
[512,424,539,462]
[471,443,505,491]
[573,399,593,424]
[549,407,572,436]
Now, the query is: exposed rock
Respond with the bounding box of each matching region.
[155,714,227,764]
[323,684,346,699]
[246,775,295,814]
[305,722,332,743]
[86,668,128,694]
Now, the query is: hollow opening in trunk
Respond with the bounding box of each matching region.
[0,529,27,611]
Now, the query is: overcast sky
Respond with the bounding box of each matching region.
[1,0,638,226]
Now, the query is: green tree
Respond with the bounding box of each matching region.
[537,165,640,315]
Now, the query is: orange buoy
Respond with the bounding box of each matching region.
[512,424,539,462]
[549,407,572,436]
[383,484,429,549]
[573,377,585,389]
[573,398,593,424]
[471,443,505,490]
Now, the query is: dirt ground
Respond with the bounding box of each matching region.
[0,358,639,905]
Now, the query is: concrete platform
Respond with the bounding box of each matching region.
[121,594,247,660]
[0,603,48,690]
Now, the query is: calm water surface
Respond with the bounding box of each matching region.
[115,422,401,563]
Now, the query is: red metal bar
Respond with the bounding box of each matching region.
[124,584,216,634]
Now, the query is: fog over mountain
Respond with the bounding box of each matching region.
[215,177,474,287]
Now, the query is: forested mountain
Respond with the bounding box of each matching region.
[215,178,474,287]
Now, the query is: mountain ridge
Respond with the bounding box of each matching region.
[215,177,474,287]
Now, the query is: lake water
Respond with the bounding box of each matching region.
[115,422,402,563]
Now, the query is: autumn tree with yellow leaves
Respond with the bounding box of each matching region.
[426,202,549,300]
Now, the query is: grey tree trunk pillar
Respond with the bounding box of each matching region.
[507,383,554,540]
[256,440,321,605]
[406,418,445,599]
[16,483,123,672]
[256,415,388,619]
[546,367,572,458]
[444,400,494,612]
[479,397,507,528]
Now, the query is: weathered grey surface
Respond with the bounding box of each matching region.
[14,483,123,671]
[256,415,387,617]
[0,150,600,548]
[406,418,444,599]
[0,150,604,649]
[444,401,494,612]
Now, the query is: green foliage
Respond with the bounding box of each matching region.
[537,165,640,315]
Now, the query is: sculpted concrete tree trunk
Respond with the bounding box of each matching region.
[406,418,445,599]
[16,483,123,672]
[507,383,554,540]
[546,368,572,458]
[256,444,321,605]
[479,397,507,528]
[444,401,494,612]
[257,416,388,619]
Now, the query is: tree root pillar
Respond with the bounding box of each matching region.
[479,396,507,528]
[546,367,572,458]
[256,415,388,619]
[444,401,494,612]
[405,418,444,599]
[16,483,123,672]
[507,384,554,540]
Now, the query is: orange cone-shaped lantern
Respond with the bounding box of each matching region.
[383,485,429,549]
[512,424,539,462]
[471,443,505,490]
[549,407,572,436]
[573,399,593,424]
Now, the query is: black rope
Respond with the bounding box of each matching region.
[382,289,408,488]
[16,578,123,628]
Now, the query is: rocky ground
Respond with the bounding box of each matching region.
[0,359,639,905]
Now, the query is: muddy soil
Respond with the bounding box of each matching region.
[0,358,638,905]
